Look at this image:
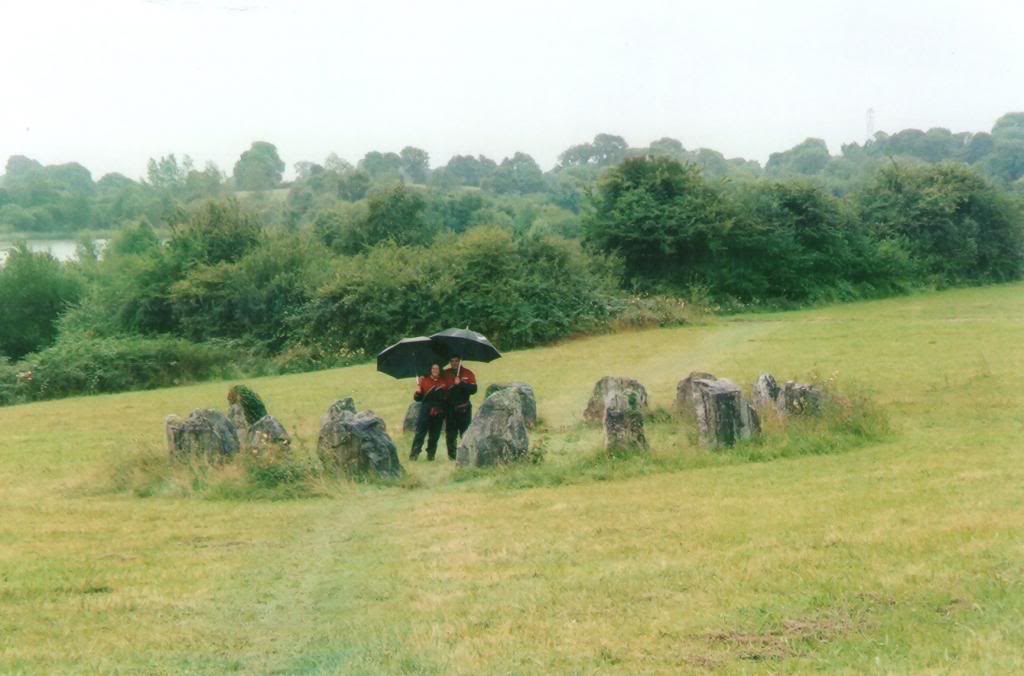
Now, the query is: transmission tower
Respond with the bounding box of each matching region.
[866,108,876,141]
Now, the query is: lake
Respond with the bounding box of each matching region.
[0,239,108,266]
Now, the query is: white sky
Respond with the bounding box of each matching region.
[1,0,1022,179]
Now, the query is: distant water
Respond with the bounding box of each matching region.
[0,239,108,266]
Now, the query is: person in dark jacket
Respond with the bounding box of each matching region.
[410,363,447,461]
[443,356,477,460]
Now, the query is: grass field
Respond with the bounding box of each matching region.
[2,283,1023,673]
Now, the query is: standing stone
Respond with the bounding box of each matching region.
[693,379,760,449]
[779,381,824,415]
[402,401,422,434]
[676,371,716,411]
[165,415,183,456]
[246,415,291,454]
[323,397,356,421]
[604,390,648,454]
[751,373,782,410]
[227,403,249,437]
[165,409,240,460]
[457,388,529,467]
[485,382,537,428]
[318,410,402,478]
[583,377,648,423]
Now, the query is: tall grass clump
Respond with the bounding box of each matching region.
[733,377,891,462]
[107,438,420,500]
[455,377,890,491]
[108,442,324,501]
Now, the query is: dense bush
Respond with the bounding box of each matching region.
[585,155,1023,302]
[856,162,1024,283]
[712,181,909,302]
[169,232,326,349]
[8,335,241,402]
[298,226,619,353]
[0,244,83,359]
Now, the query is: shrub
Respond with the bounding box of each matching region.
[168,232,324,349]
[717,180,908,302]
[856,162,1024,283]
[298,226,620,353]
[0,244,84,359]
[14,335,240,401]
[227,384,267,424]
[584,156,730,289]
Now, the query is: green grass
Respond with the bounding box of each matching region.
[2,283,1024,672]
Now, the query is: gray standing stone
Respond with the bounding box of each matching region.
[227,403,249,436]
[751,373,781,410]
[320,397,357,428]
[457,388,529,467]
[676,371,716,411]
[246,415,291,453]
[604,390,648,454]
[693,379,760,449]
[779,381,824,415]
[318,410,402,478]
[165,409,240,461]
[485,382,537,428]
[583,377,648,423]
[402,401,422,434]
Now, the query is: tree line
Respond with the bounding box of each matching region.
[1,115,1022,404]
[3,113,1023,237]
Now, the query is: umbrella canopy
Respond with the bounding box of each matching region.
[429,327,501,364]
[376,336,450,379]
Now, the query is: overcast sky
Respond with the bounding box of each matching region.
[2,0,1022,179]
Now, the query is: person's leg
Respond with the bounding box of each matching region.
[444,412,459,460]
[410,409,430,459]
[447,406,472,460]
[425,414,443,460]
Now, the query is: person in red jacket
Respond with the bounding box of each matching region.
[443,356,477,460]
[410,363,447,461]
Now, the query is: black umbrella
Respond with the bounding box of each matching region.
[376,336,450,379]
[429,327,501,367]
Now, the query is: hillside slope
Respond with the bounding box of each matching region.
[1,283,1023,673]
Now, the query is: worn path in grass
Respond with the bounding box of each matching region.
[2,283,1023,672]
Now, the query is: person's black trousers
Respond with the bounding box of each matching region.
[410,408,445,460]
[445,405,472,460]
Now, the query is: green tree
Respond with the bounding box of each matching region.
[400,146,430,183]
[0,245,83,358]
[766,138,831,176]
[559,133,629,168]
[358,184,433,250]
[857,162,1023,282]
[168,198,262,267]
[338,170,372,201]
[358,151,402,180]
[233,142,285,191]
[647,137,686,160]
[433,154,497,187]
[487,152,545,194]
[293,161,323,182]
[584,156,729,287]
[146,154,192,194]
[423,191,487,233]
[184,162,225,201]
[109,220,162,257]
[720,180,899,301]
[323,153,353,173]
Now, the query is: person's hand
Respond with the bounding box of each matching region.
[454,377,461,385]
